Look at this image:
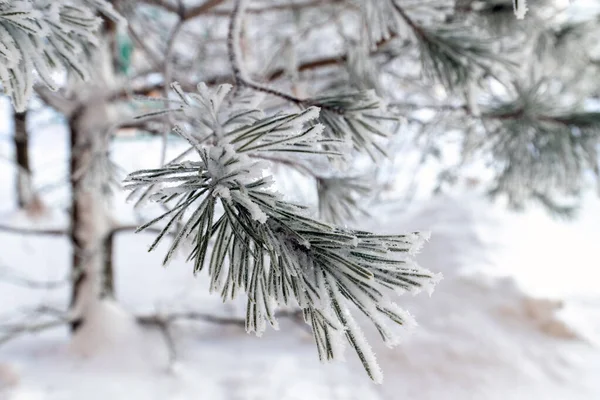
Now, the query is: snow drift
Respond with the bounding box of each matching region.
[1,191,599,400]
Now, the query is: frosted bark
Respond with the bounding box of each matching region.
[513,0,528,19]
[68,39,119,330]
[68,101,112,330]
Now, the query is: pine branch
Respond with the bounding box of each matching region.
[107,28,398,104]
[391,0,504,89]
[474,82,600,211]
[0,0,117,111]
[224,2,396,160]
[317,176,373,224]
[392,86,599,214]
[125,83,441,382]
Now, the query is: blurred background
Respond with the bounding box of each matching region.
[1,0,600,399]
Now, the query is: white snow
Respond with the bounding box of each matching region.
[69,299,146,359]
[0,106,599,399]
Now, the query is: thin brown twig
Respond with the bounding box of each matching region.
[0,224,66,236]
[227,0,342,112]
[137,309,305,330]
[139,0,344,17]
[0,223,168,238]
[0,317,73,346]
[161,9,186,165]
[135,309,306,364]
[137,0,226,21]
[0,266,70,290]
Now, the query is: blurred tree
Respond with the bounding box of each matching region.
[1,0,600,382]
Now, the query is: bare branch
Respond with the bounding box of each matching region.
[0,224,66,236]
[160,4,186,166]
[0,224,167,238]
[137,313,177,365]
[34,86,76,116]
[139,0,344,18]
[138,0,226,20]
[211,0,346,16]
[136,309,304,329]
[0,316,72,346]
[0,265,70,290]
[227,0,332,110]
[390,102,468,112]
[127,24,164,71]
[182,0,227,20]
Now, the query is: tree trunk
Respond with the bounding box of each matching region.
[14,111,33,208]
[103,231,115,299]
[68,104,114,331]
[67,30,123,331]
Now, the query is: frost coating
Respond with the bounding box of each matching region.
[409,231,432,256]
[125,82,441,383]
[513,0,528,19]
[0,0,120,111]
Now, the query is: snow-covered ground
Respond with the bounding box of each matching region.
[0,100,599,399]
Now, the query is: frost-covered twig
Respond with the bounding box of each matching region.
[0,224,66,236]
[198,0,347,17]
[139,0,226,20]
[138,309,304,365]
[138,309,304,328]
[127,23,163,72]
[0,307,301,350]
[226,0,334,111]
[223,2,395,160]
[0,0,115,111]
[160,15,185,166]
[0,313,74,346]
[391,0,502,90]
[0,223,168,238]
[0,265,71,290]
[137,313,178,365]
